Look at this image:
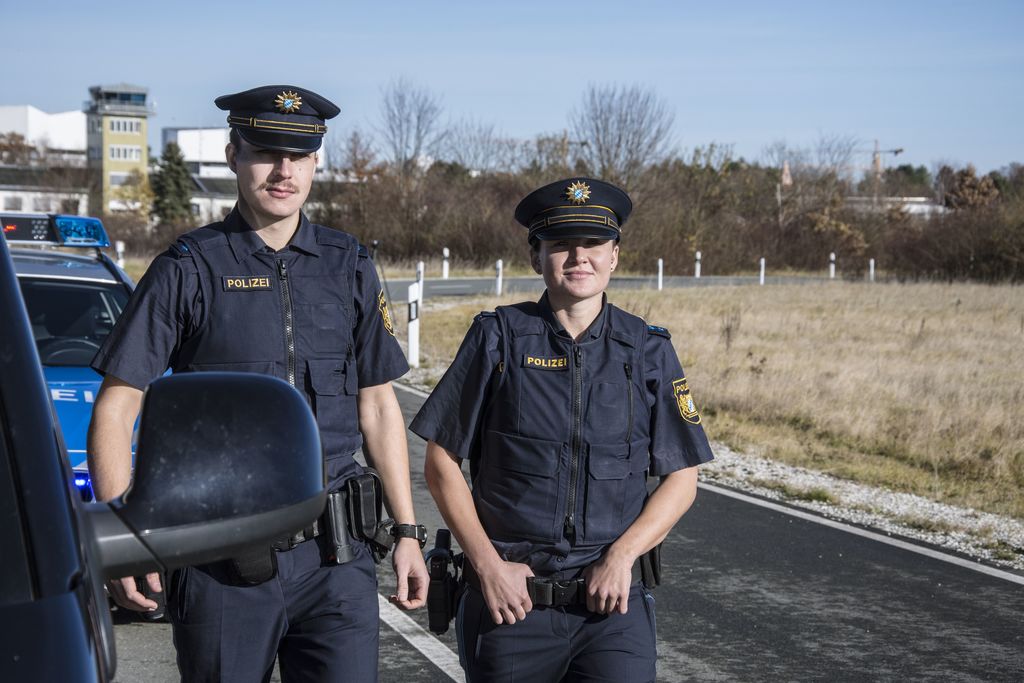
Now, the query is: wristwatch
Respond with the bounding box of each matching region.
[390,523,427,548]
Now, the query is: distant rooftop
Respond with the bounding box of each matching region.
[89,83,148,95]
[84,83,154,117]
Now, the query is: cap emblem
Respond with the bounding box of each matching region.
[274,90,303,114]
[565,181,591,205]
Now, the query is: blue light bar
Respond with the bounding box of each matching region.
[1,212,111,248]
[54,215,110,248]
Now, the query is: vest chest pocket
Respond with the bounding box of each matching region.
[307,358,359,441]
[294,303,351,355]
[582,440,650,543]
[475,430,567,543]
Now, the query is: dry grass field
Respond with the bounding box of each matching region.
[397,282,1024,520]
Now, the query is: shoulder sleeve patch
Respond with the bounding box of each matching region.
[647,324,671,339]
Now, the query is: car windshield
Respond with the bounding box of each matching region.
[18,278,129,367]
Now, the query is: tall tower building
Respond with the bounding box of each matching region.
[84,84,154,213]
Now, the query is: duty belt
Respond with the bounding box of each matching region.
[463,561,642,608]
[271,516,324,551]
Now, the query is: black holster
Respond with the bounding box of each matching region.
[639,542,662,588]
[227,545,279,585]
[424,529,461,634]
[344,468,395,564]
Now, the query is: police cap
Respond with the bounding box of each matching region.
[514,177,632,243]
[215,85,340,154]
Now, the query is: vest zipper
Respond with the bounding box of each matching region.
[277,258,296,386]
[565,345,583,542]
[624,363,634,440]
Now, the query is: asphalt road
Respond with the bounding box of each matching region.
[112,384,1024,682]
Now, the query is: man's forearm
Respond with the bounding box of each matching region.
[87,376,144,502]
[357,382,417,524]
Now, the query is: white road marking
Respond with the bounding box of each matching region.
[378,595,463,680]
[701,482,1024,586]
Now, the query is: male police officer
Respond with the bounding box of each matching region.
[88,85,428,682]
[413,178,714,681]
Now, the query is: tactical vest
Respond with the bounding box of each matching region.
[475,302,651,548]
[171,223,363,482]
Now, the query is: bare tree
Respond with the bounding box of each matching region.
[570,84,675,189]
[442,120,519,174]
[377,77,446,179]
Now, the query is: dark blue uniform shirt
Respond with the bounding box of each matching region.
[93,208,408,489]
[411,292,713,577]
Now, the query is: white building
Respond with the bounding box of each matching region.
[0,167,89,215]
[0,105,87,164]
[163,127,233,178]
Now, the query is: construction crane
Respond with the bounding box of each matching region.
[856,140,904,202]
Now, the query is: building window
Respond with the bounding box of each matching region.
[88,147,101,160]
[60,199,80,214]
[108,118,142,134]
[4,196,23,211]
[33,197,53,212]
[109,172,131,187]
[108,145,143,161]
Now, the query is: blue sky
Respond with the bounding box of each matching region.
[6,1,1023,173]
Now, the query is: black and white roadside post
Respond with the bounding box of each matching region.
[657,258,664,291]
[115,240,126,269]
[695,250,702,279]
[869,258,875,283]
[495,259,503,296]
[442,247,450,280]
[407,282,420,369]
[760,257,766,286]
[829,252,836,280]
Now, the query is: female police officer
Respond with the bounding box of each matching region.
[412,178,714,681]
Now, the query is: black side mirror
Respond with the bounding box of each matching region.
[89,372,325,578]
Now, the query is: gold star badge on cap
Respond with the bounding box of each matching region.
[565,180,591,205]
[274,90,303,113]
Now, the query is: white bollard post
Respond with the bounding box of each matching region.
[829,252,836,280]
[115,240,126,269]
[657,258,664,291]
[442,247,450,280]
[407,283,420,368]
[695,251,702,279]
[760,257,766,286]
[869,258,875,282]
[416,261,425,306]
[495,259,504,296]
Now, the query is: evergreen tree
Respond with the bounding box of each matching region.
[151,142,194,224]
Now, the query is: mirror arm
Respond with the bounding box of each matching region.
[85,503,165,580]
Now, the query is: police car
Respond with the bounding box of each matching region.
[2,212,133,501]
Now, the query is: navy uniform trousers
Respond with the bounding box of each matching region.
[456,584,658,683]
[166,537,378,683]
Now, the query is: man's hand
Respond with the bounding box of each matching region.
[477,560,534,625]
[583,550,633,615]
[107,572,162,612]
[389,537,429,610]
